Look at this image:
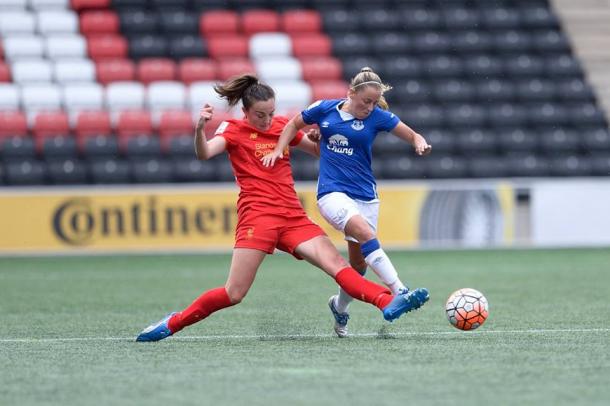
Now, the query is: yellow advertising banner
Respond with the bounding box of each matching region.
[0,183,512,254]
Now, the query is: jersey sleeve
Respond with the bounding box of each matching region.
[215,120,236,150]
[376,108,400,132]
[301,99,325,125]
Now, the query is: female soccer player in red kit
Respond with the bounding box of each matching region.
[136,74,429,342]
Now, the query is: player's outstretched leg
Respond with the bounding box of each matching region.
[136,312,177,342]
[382,287,430,322]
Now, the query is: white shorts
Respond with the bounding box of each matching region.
[317,192,379,242]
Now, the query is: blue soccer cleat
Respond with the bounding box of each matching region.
[382,288,429,322]
[328,295,350,338]
[136,312,177,342]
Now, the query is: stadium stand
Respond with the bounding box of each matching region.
[0,0,608,185]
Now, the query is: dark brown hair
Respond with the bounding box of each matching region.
[214,74,275,109]
[350,67,392,110]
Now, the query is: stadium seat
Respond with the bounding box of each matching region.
[216,58,255,80]
[545,54,583,77]
[292,159,319,181]
[241,10,280,35]
[81,134,119,158]
[533,30,570,54]
[45,35,87,60]
[0,84,20,110]
[549,155,592,177]
[272,81,312,113]
[207,35,248,59]
[130,158,172,183]
[445,104,487,128]
[199,10,239,36]
[88,158,131,184]
[249,33,292,59]
[568,103,607,126]
[11,59,53,84]
[423,56,464,78]
[506,154,550,177]
[379,56,422,80]
[21,84,62,114]
[178,58,217,84]
[454,128,496,155]
[388,80,432,104]
[158,110,193,139]
[116,110,153,138]
[192,0,230,12]
[557,78,595,102]
[105,81,145,112]
[476,79,515,102]
[310,81,348,101]
[0,0,27,9]
[0,12,36,35]
[72,0,112,11]
[47,158,88,185]
[62,83,104,113]
[0,111,28,137]
[442,7,479,30]
[582,127,610,152]
[129,35,169,60]
[256,57,302,82]
[1,135,36,161]
[30,0,71,9]
[399,104,445,128]
[168,35,206,59]
[451,31,493,54]
[75,110,112,137]
[337,55,380,79]
[381,156,426,179]
[80,10,120,36]
[504,54,545,78]
[147,81,186,112]
[321,9,360,33]
[424,156,468,179]
[418,128,455,154]
[399,8,441,31]
[0,62,11,82]
[497,127,538,153]
[433,80,476,103]
[539,127,580,153]
[188,81,225,111]
[463,55,504,78]
[590,153,610,176]
[137,58,177,84]
[412,32,451,54]
[281,10,322,34]
[487,103,528,127]
[172,158,217,182]
[166,135,195,157]
[96,59,135,84]
[33,111,70,138]
[467,156,509,178]
[2,36,44,60]
[527,102,569,126]
[481,7,521,30]
[300,57,342,81]
[361,9,401,31]
[119,10,158,35]
[370,32,410,56]
[53,59,96,84]
[331,33,372,57]
[4,160,46,185]
[291,34,332,58]
[521,6,560,29]
[493,30,532,54]
[40,135,78,159]
[36,10,79,34]
[87,35,128,60]
[516,79,555,102]
[159,11,199,35]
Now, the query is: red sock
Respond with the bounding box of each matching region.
[335,267,393,310]
[168,287,233,333]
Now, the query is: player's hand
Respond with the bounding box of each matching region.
[306,128,321,142]
[198,103,213,125]
[261,150,283,167]
[414,138,432,156]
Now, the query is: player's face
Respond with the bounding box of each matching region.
[244,99,275,131]
[348,86,382,119]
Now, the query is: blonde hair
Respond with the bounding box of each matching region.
[350,67,392,110]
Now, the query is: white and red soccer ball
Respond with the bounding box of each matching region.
[445,288,489,331]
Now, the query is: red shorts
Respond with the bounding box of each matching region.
[234,209,326,259]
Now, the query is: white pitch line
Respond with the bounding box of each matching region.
[0,328,608,344]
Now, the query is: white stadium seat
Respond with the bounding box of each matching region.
[0,84,20,110]
[256,57,303,82]
[29,0,70,9]
[270,81,312,113]
[54,59,96,84]
[63,83,104,114]
[36,10,78,34]
[45,35,87,59]
[0,12,36,35]
[11,59,53,83]
[21,83,62,113]
[0,0,28,10]
[105,81,145,112]
[249,33,292,59]
[147,81,187,112]
[2,36,44,60]
[189,81,226,111]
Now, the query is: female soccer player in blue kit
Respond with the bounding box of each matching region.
[262,67,432,337]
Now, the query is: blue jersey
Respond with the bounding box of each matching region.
[301,99,400,200]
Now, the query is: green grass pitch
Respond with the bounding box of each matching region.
[1,248,609,406]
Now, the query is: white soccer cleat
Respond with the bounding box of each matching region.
[328,295,349,338]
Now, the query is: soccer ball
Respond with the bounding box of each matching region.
[445,288,489,331]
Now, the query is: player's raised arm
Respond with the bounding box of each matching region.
[194,103,227,160]
[391,121,432,156]
[261,113,308,167]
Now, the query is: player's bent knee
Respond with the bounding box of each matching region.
[225,286,247,304]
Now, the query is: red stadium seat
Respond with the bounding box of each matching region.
[158,110,193,140]
[71,0,111,10]
[137,58,177,84]
[80,11,120,36]
[241,10,280,35]
[87,35,128,61]
[117,110,153,138]
[281,10,322,34]
[0,111,28,138]
[200,11,239,37]
[207,35,248,59]
[96,59,135,84]
[291,34,332,57]
[205,110,233,138]
[217,58,256,80]
[75,110,112,138]
[178,58,217,84]
[33,112,70,138]
[0,40,4,60]
[0,61,11,82]
[301,57,343,81]
[311,81,349,101]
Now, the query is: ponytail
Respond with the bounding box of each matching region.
[214,74,275,109]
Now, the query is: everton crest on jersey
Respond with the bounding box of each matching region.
[301,99,400,201]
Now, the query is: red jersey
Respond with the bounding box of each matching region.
[216,116,304,216]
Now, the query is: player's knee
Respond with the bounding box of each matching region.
[225,286,247,304]
[350,260,367,274]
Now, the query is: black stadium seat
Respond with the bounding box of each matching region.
[47,159,88,185]
[89,159,131,184]
[129,36,169,59]
[322,10,360,33]
[159,11,199,35]
[5,160,46,185]
[130,158,172,183]
[172,158,217,182]
[120,11,159,35]
[168,35,207,59]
